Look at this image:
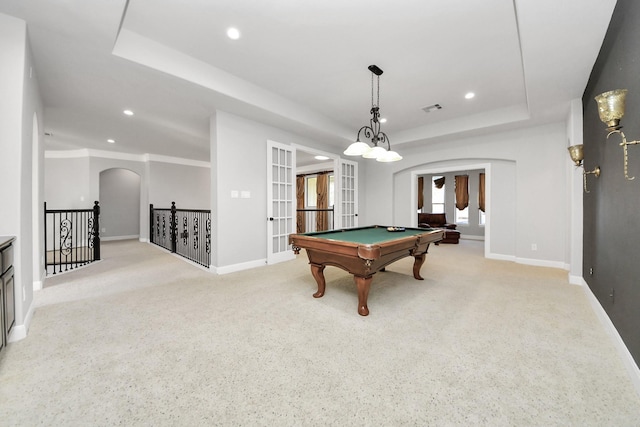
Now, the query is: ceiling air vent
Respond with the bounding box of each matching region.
[422,104,442,113]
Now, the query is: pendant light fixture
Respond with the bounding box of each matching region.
[344,65,402,162]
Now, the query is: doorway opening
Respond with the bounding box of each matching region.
[99,168,141,241]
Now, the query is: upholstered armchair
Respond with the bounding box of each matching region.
[417,213,457,230]
[418,213,460,244]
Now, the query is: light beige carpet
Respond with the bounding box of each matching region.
[1,239,639,426]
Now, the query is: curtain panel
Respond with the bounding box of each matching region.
[316,172,329,231]
[455,175,469,210]
[479,172,486,212]
[296,176,305,233]
[417,177,424,210]
[434,176,445,189]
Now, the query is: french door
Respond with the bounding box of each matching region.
[336,158,358,228]
[266,140,296,264]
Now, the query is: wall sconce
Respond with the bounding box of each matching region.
[595,89,640,180]
[568,144,600,193]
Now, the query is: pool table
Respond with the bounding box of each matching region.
[289,225,444,316]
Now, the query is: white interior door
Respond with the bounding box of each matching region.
[267,140,296,264]
[337,158,358,228]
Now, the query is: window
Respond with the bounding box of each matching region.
[479,210,486,226]
[329,174,335,207]
[431,176,444,213]
[305,174,334,207]
[455,207,469,224]
[305,176,317,207]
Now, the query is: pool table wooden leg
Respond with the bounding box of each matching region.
[413,254,426,280]
[354,275,372,316]
[310,264,326,298]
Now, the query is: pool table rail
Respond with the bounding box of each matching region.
[289,226,444,316]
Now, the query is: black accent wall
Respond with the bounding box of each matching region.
[583,0,640,365]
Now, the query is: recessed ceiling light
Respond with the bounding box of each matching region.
[314,155,329,161]
[465,92,475,99]
[123,109,134,116]
[107,139,115,144]
[379,118,387,123]
[227,27,241,40]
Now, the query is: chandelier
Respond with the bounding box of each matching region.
[344,65,402,162]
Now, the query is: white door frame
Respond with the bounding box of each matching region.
[266,140,296,264]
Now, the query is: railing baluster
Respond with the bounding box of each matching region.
[149,203,211,268]
[44,202,100,275]
[296,208,335,233]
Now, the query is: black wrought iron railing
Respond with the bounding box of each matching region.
[44,201,101,275]
[296,208,334,233]
[150,202,211,268]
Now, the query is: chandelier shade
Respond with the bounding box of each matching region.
[362,146,387,159]
[343,141,371,156]
[344,65,402,162]
[376,149,403,162]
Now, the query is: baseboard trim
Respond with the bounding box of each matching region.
[486,253,516,262]
[582,279,640,398]
[8,299,34,343]
[213,259,267,275]
[487,252,568,271]
[515,257,566,269]
[568,273,584,286]
[460,235,485,241]
[101,235,140,242]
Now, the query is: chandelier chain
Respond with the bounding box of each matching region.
[370,73,380,108]
[371,72,374,108]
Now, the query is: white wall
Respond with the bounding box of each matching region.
[148,161,210,209]
[45,157,91,208]
[362,122,569,268]
[210,111,346,270]
[99,168,141,239]
[0,13,44,341]
[567,99,584,283]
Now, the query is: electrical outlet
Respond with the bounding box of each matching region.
[609,288,615,303]
[531,243,537,251]
[589,267,593,275]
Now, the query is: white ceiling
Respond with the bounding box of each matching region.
[0,0,617,164]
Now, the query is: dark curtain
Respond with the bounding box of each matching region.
[455,175,469,210]
[479,172,486,213]
[434,176,445,189]
[417,177,424,210]
[296,176,305,233]
[316,173,328,231]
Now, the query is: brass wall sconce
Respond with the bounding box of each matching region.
[595,89,640,180]
[568,144,600,193]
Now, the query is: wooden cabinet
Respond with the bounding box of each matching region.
[0,236,15,353]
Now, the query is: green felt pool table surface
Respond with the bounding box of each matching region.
[300,225,431,245]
